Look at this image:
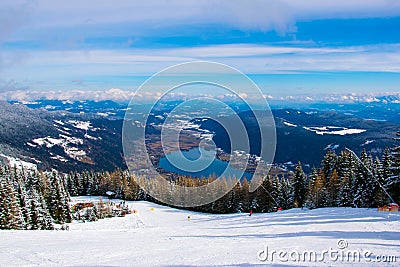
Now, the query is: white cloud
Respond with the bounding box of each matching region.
[164,44,359,58]
[2,0,400,40]
[0,1,32,42]
[1,43,400,90]
[283,0,400,19]
[4,0,296,33]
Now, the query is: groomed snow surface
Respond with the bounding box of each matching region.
[0,198,399,266]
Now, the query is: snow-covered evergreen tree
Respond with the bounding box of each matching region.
[16,179,31,229]
[337,151,350,179]
[389,132,400,203]
[47,172,72,224]
[337,176,352,207]
[28,189,54,230]
[322,150,338,180]
[66,172,78,196]
[0,174,23,229]
[318,187,329,208]
[280,177,293,210]
[292,162,307,208]
[270,176,283,209]
[374,157,389,206]
[352,150,377,208]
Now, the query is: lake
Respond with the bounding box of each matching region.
[158,147,253,180]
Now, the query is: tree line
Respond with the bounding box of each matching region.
[0,168,71,230]
[61,137,400,213]
[1,133,399,229]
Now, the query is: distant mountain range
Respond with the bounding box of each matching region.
[1,99,399,173]
[197,108,399,171]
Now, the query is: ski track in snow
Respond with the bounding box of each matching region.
[0,200,399,266]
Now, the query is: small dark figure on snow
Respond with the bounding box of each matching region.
[249,210,253,216]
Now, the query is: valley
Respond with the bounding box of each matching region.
[1,99,399,175]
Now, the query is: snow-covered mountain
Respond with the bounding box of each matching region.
[9,99,128,119]
[0,101,124,172]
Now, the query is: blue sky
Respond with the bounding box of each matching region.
[0,0,400,101]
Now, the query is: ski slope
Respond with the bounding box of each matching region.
[0,199,399,266]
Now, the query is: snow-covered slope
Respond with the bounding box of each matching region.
[0,200,399,266]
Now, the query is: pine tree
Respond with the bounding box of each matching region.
[292,162,307,208]
[327,169,340,206]
[352,150,377,208]
[28,189,53,230]
[319,187,329,208]
[67,172,78,196]
[240,178,251,212]
[314,170,327,208]
[322,150,338,180]
[0,174,23,229]
[338,176,352,207]
[280,177,293,210]
[374,157,389,206]
[270,176,283,209]
[255,177,275,212]
[337,151,351,180]
[75,172,84,196]
[226,181,241,213]
[0,175,10,229]
[91,205,99,221]
[47,172,72,224]
[382,148,394,183]
[26,171,40,193]
[211,177,230,213]
[305,167,318,209]
[16,180,30,229]
[84,207,97,222]
[389,133,400,203]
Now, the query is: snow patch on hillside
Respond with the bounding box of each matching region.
[64,147,87,159]
[304,126,366,136]
[283,121,297,127]
[53,120,65,126]
[0,154,37,170]
[362,140,375,146]
[68,120,92,130]
[32,137,64,148]
[84,133,99,140]
[50,155,68,162]
[324,144,339,150]
[31,134,89,162]
[26,142,37,147]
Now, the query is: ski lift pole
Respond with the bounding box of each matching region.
[345,147,396,205]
